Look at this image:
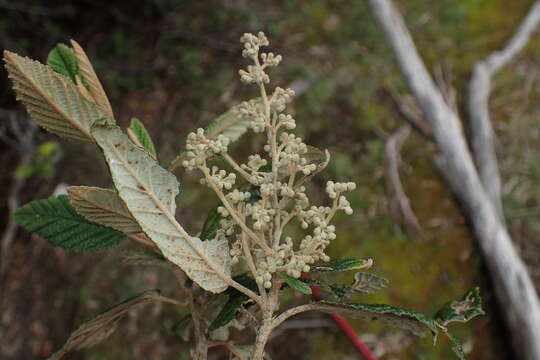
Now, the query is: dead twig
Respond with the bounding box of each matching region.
[383,124,422,234]
[468,1,540,220]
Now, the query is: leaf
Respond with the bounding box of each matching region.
[67,186,141,234]
[319,300,440,337]
[3,51,108,143]
[347,272,389,295]
[92,124,231,293]
[121,249,169,267]
[302,273,388,299]
[48,290,161,360]
[14,195,125,252]
[70,40,114,120]
[47,44,80,83]
[444,330,466,360]
[209,295,249,332]
[435,287,485,326]
[209,275,258,332]
[298,277,348,298]
[205,98,263,142]
[312,258,373,274]
[128,118,157,159]
[200,207,223,241]
[169,99,263,169]
[278,272,312,295]
[318,289,483,360]
[14,165,35,179]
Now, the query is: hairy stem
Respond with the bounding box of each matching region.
[252,310,274,360]
[222,152,253,182]
[189,295,208,360]
[242,231,267,297]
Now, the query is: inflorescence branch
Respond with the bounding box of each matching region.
[182,32,357,292]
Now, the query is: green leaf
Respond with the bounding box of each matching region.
[435,287,485,326]
[68,186,141,234]
[209,294,249,332]
[318,296,478,359]
[37,141,59,157]
[14,165,35,179]
[47,44,80,83]
[4,50,109,142]
[278,272,312,295]
[92,124,231,293]
[444,330,466,360]
[319,299,440,337]
[14,195,125,252]
[209,275,258,332]
[318,287,484,360]
[48,290,161,360]
[312,258,373,273]
[128,118,157,158]
[200,207,223,241]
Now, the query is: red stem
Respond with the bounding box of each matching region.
[304,276,378,360]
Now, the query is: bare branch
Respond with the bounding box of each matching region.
[383,124,422,233]
[468,1,540,218]
[367,1,540,358]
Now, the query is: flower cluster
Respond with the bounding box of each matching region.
[183,32,357,291]
[183,129,230,171]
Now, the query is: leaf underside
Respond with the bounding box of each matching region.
[48,290,161,360]
[14,195,125,252]
[70,39,114,120]
[435,287,485,326]
[170,99,263,167]
[3,51,107,143]
[68,186,141,234]
[348,272,389,294]
[121,249,169,267]
[92,125,231,293]
[205,98,263,142]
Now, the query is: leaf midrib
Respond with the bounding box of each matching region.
[6,52,93,140]
[107,136,228,285]
[71,188,134,222]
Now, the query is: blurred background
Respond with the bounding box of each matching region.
[2,0,540,359]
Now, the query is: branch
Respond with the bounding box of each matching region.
[272,303,331,328]
[366,1,540,359]
[383,124,422,234]
[468,1,540,218]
